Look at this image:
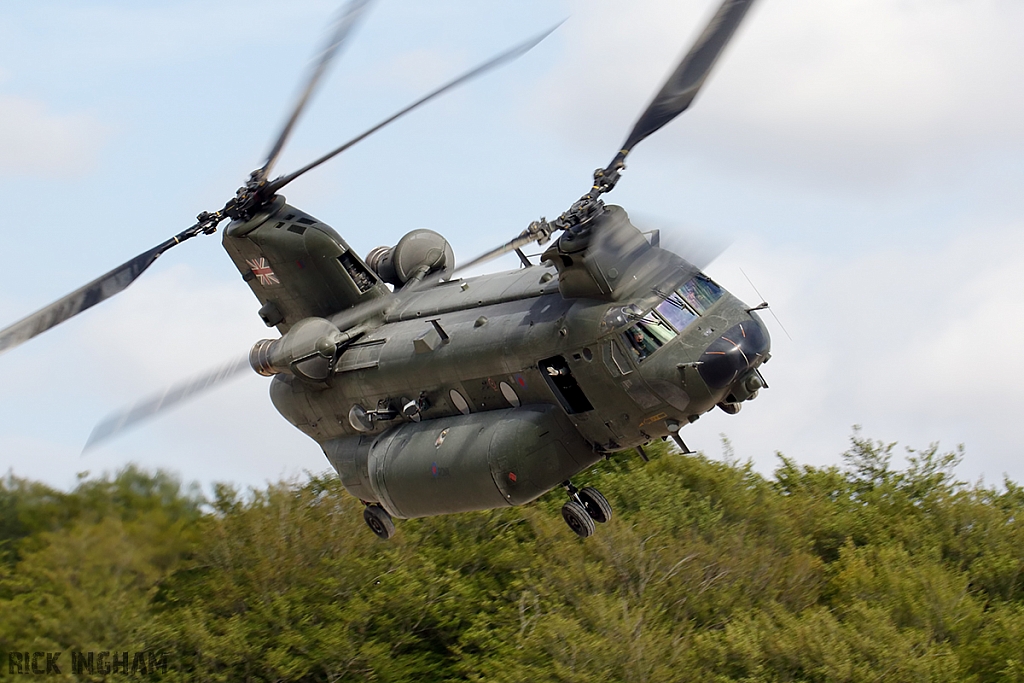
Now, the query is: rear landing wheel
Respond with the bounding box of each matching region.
[363,504,395,540]
[561,500,595,538]
[578,486,613,524]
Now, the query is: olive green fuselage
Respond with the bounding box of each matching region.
[222,198,770,518]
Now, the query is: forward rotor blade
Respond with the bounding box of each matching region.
[256,0,373,185]
[84,355,251,451]
[620,0,757,157]
[266,22,561,195]
[451,210,732,284]
[0,227,203,357]
[448,232,541,278]
[630,212,731,272]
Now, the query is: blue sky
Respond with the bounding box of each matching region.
[2,0,1023,492]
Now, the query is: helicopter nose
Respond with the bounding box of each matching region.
[697,319,770,390]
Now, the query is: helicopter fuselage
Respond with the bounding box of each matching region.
[221,198,770,520]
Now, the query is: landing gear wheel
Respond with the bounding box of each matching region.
[578,486,613,524]
[363,504,395,540]
[561,500,596,538]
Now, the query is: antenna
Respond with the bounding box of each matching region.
[740,267,792,341]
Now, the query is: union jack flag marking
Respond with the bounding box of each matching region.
[246,257,279,286]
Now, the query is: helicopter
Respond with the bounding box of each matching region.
[0,0,770,539]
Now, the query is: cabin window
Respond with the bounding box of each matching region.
[679,274,723,314]
[656,294,698,332]
[449,389,471,415]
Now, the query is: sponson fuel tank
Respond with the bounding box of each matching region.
[323,405,601,519]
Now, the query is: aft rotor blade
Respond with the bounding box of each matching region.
[84,355,251,451]
[0,247,161,356]
[256,0,373,185]
[266,22,561,195]
[0,220,213,356]
[619,0,757,158]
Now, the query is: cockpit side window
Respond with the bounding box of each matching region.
[642,315,676,345]
[656,294,698,332]
[622,314,677,362]
[678,274,723,314]
[623,326,657,361]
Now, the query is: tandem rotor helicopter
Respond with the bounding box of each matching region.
[0,0,772,539]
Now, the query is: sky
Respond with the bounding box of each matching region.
[1,0,1023,494]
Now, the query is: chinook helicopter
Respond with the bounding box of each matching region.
[0,0,770,539]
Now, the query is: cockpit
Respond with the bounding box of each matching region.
[620,274,724,363]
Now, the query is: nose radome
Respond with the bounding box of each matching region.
[697,319,770,390]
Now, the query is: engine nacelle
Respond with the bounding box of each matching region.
[322,405,600,519]
[249,317,343,383]
[365,229,454,286]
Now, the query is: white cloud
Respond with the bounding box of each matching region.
[76,263,266,391]
[0,94,107,177]
[701,218,1024,483]
[531,0,1024,189]
[0,262,325,492]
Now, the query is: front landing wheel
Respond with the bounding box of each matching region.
[363,504,395,540]
[578,486,613,524]
[562,500,596,538]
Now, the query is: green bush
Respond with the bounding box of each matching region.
[3,436,1024,681]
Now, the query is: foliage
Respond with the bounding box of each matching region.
[3,435,1024,681]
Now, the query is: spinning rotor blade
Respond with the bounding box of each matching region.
[448,232,542,279]
[630,212,731,272]
[0,1,378,356]
[618,0,757,158]
[509,0,759,246]
[84,355,251,451]
[0,218,218,357]
[451,210,732,287]
[256,0,373,186]
[265,22,561,196]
